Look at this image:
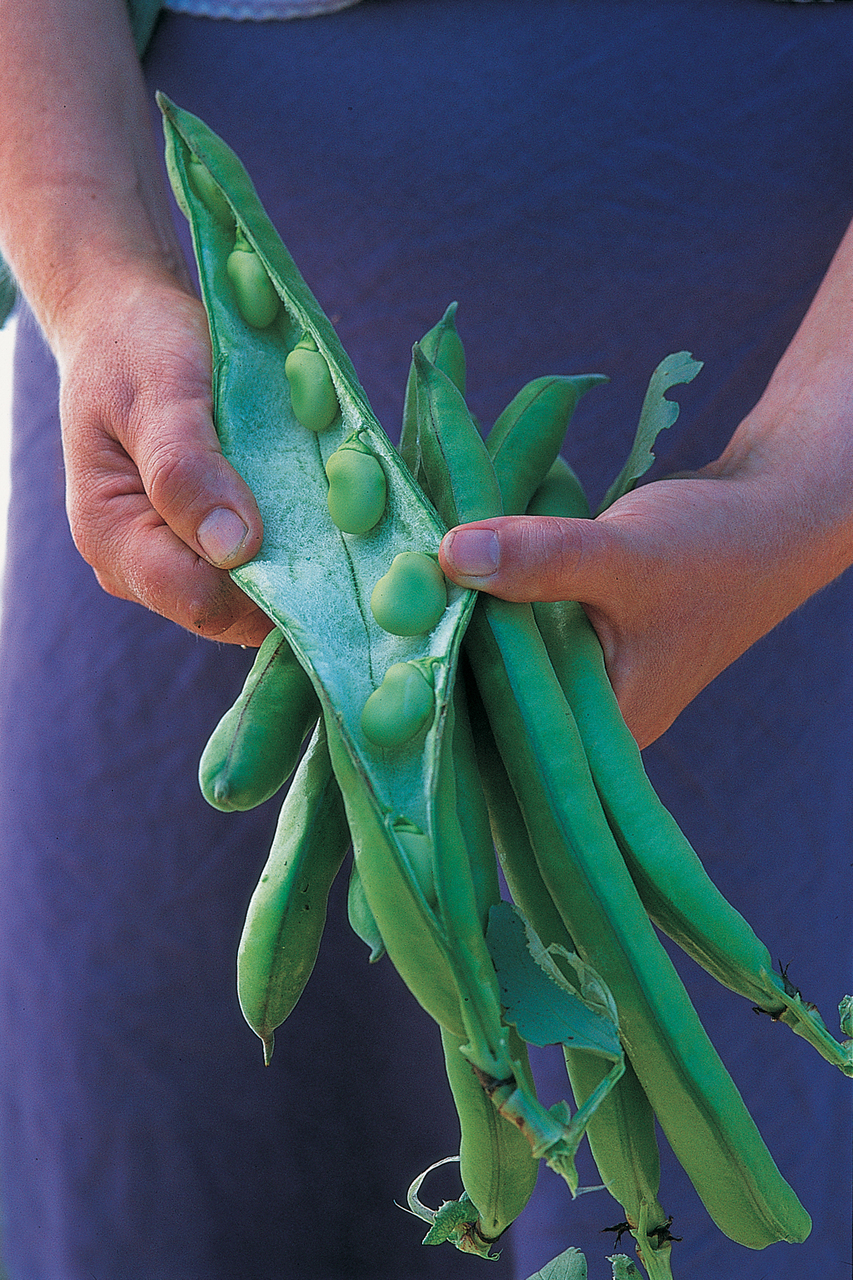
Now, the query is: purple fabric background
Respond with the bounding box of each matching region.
[0,2,850,1276]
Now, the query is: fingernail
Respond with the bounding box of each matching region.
[444,528,500,580]
[197,508,250,566]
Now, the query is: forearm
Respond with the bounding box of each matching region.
[0,0,269,644]
[705,215,853,596]
[0,0,186,355]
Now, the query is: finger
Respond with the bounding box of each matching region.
[66,430,272,644]
[61,284,263,574]
[119,385,265,573]
[438,515,619,604]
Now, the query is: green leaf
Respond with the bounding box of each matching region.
[486,901,622,1062]
[839,994,853,1039]
[596,351,702,513]
[525,1246,588,1280]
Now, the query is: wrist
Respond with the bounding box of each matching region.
[3,163,192,354]
[44,238,192,370]
[704,364,853,596]
[0,0,189,355]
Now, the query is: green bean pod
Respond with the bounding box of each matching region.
[236,720,351,1064]
[465,599,810,1249]
[199,627,321,811]
[486,374,607,516]
[527,465,853,1074]
[400,301,467,478]
[346,860,385,962]
[439,1024,539,1251]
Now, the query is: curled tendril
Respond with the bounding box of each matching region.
[399,1157,501,1259]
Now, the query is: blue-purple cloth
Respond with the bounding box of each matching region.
[0,2,851,1276]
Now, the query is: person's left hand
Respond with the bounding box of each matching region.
[438,465,838,748]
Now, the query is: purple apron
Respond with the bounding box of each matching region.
[0,2,850,1275]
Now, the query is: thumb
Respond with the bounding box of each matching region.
[438,515,619,604]
[131,396,264,570]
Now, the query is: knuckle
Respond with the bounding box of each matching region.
[142,439,210,523]
[504,516,585,600]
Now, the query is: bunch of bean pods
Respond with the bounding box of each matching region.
[159,96,853,1280]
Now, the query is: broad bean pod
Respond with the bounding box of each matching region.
[346,861,385,962]
[161,95,477,1040]
[406,693,541,1257]
[437,1023,539,1253]
[236,720,351,1064]
[468,681,674,1279]
[486,373,607,516]
[198,626,320,811]
[465,598,810,1248]
[526,455,591,520]
[526,448,853,1074]
[163,108,574,1182]
[407,358,811,1248]
[413,345,503,529]
[400,301,467,480]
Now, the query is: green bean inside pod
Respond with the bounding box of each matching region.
[360,660,436,749]
[370,551,447,636]
[285,333,340,433]
[325,436,387,534]
[226,226,280,329]
[391,819,437,907]
[186,154,233,226]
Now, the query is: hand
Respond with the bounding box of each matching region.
[58,272,271,645]
[439,462,846,749]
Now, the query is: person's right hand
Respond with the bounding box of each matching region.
[56,270,271,646]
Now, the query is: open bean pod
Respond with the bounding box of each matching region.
[160,95,485,1036]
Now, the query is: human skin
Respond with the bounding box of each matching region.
[440,217,853,747]
[0,0,269,646]
[2,0,852,740]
